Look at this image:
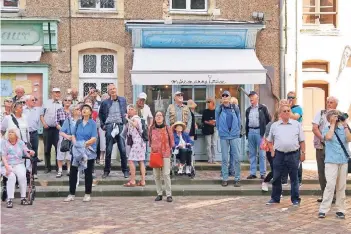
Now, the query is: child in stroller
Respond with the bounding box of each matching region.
[171,121,195,176]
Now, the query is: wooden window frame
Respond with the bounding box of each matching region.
[302,61,329,73]
[302,0,337,27]
[170,0,208,13]
[79,0,116,12]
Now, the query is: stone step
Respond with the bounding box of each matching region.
[14,184,351,198]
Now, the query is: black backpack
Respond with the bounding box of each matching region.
[140,118,149,142]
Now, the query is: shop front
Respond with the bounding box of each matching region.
[126,20,266,161]
[1,18,58,133]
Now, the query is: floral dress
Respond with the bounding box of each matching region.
[124,115,146,161]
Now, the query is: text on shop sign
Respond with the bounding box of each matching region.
[1,28,40,45]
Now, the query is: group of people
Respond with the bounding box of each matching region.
[1,85,350,218]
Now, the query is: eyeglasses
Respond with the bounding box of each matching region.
[282,110,291,113]
[16,101,25,105]
[176,94,183,97]
[4,100,13,103]
[287,96,296,99]
[222,94,229,98]
[206,101,211,103]
[64,99,72,102]
[31,99,37,102]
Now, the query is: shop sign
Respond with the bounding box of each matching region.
[142,29,247,48]
[1,25,41,45]
[171,75,226,85]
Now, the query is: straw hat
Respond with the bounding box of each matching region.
[172,121,186,131]
[187,99,197,109]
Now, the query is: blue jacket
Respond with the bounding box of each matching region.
[173,132,194,148]
[98,96,127,129]
[215,104,241,140]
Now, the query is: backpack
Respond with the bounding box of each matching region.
[140,118,149,142]
[218,104,240,119]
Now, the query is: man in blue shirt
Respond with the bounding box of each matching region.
[215,91,241,187]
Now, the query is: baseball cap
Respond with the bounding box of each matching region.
[174,91,184,96]
[248,91,258,96]
[138,92,147,100]
[52,87,61,92]
[222,90,231,97]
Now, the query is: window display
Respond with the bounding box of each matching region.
[143,85,172,115]
[215,85,240,106]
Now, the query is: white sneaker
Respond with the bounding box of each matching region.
[83,194,91,202]
[64,194,75,202]
[261,182,269,192]
[185,166,191,175]
[178,165,184,174]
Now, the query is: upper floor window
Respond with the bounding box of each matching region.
[303,0,337,27]
[79,0,115,11]
[1,0,19,11]
[79,53,117,78]
[302,60,329,73]
[170,0,207,12]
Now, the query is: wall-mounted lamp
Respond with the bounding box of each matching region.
[252,12,264,22]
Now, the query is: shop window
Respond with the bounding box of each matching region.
[303,0,337,27]
[79,0,116,11]
[143,85,172,115]
[170,0,207,12]
[79,53,117,96]
[215,85,240,104]
[1,0,19,10]
[302,61,329,73]
[180,86,207,130]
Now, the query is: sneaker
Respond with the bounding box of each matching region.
[123,171,129,178]
[102,172,109,179]
[233,181,241,187]
[282,182,288,186]
[64,194,75,202]
[247,175,257,179]
[318,212,326,218]
[6,199,13,208]
[292,200,300,207]
[185,166,191,175]
[221,181,228,187]
[266,199,280,205]
[317,197,323,203]
[20,198,30,205]
[33,174,38,180]
[155,195,162,201]
[83,194,91,202]
[56,171,62,178]
[178,165,184,174]
[166,196,173,202]
[261,182,269,192]
[336,212,345,219]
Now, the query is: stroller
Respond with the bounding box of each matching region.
[171,145,196,179]
[1,156,36,205]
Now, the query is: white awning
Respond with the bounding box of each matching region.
[131,48,266,85]
[0,46,43,62]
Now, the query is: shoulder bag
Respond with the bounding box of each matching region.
[60,118,72,152]
[10,114,32,150]
[334,128,351,173]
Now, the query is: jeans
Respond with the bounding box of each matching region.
[271,150,300,203]
[205,131,217,162]
[220,138,241,181]
[248,129,266,176]
[264,151,274,183]
[69,159,94,195]
[43,127,59,171]
[282,155,303,184]
[29,131,39,175]
[104,123,128,174]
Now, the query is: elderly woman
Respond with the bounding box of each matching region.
[318,110,351,219]
[1,127,35,208]
[64,104,97,202]
[122,104,146,187]
[187,99,198,141]
[58,104,82,177]
[173,121,194,175]
[56,96,73,178]
[96,93,109,165]
[149,111,174,202]
[84,97,98,121]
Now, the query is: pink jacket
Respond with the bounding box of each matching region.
[149,126,174,158]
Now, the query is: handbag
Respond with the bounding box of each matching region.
[149,127,170,168]
[334,128,351,173]
[60,118,72,152]
[127,134,133,146]
[260,138,270,152]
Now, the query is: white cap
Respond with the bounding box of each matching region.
[174,91,184,96]
[138,92,147,100]
[52,87,61,92]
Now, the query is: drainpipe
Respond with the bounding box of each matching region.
[279,0,286,99]
[295,0,299,101]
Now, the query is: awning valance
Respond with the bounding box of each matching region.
[0,46,43,62]
[131,49,267,85]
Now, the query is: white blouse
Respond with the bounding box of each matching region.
[1,115,29,143]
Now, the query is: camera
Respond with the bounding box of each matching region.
[337,112,349,122]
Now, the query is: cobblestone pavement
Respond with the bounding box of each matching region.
[2,196,350,234]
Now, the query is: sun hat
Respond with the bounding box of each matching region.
[171,121,186,131]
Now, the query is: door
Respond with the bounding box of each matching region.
[79,79,117,97]
[302,87,326,161]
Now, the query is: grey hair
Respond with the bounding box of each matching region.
[5,127,21,140]
[69,104,80,114]
[326,109,341,122]
[15,85,25,92]
[327,96,339,104]
[127,104,136,110]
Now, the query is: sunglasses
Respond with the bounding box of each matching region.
[31,99,37,102]
[206,101,212,103]
[17,101,25,105]
[176,94,183,97]
[282,110,291,113]
[287,96,295,99]
[64,99,72,102]
[222,94,229,98]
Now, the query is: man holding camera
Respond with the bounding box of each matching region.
[312,96,338,203]
[318,110,351,219]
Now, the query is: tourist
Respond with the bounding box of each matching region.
[202,98,217,164]
[187,99,198,141]
[166,91,192,133]
[12,85,25,103]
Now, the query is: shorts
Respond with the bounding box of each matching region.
[57,136,72,161]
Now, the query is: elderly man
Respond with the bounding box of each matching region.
[245,91,271,179]
[40,88,62,173]
[312,96,338,203]
[166,91,192,132]
[282,91,304,186]
[99,84,128,178]
[216,90,242,187]
[1,97,13,123]
[12,85,25,102]
[23,95,42,178]
[266,104,305,206]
